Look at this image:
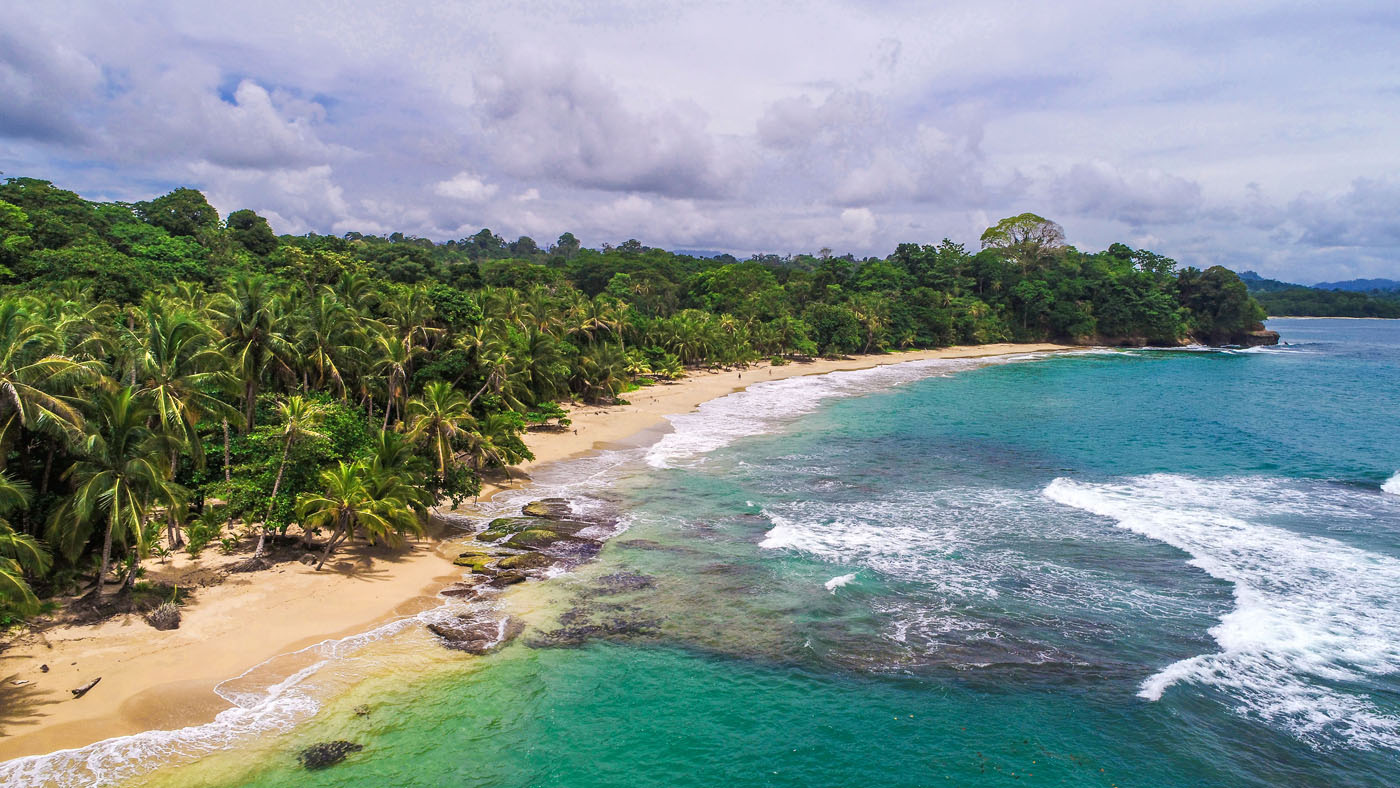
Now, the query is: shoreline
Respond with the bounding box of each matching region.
[1267,315,1399,320]
[0,342,1073,764]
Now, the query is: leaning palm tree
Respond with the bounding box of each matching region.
[364,429,434,516]
[295,461,423,570]
[0,472,50,615]
[404,381,475,477]
[463,412,532,473]
[47,386,183,599]
[253,396,330,558]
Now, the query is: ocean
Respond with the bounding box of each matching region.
[6,318,1399,787]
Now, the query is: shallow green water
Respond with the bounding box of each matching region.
[8,319,1400,787]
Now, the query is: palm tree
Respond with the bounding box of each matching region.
[295,461,423,570]
[254,396,330,558]
[0,472,49,615]
[214,275,295,432]
[364,429,433,515]
[573,341,629,403]
[47,387,183,598]
[374,333,421,429]
[464,412,532,472]
[0,300,100,466]
[516,328,565,405]
[404,381,475,476]
[297,289,360,397]
[134,303,241,469]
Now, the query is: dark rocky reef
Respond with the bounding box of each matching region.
[298,741,363,770]
[427,615,523,653]
[1237,328,1280,347]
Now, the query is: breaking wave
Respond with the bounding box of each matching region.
[1045,474,1400,750]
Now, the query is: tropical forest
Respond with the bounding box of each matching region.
[0,176,1268,621]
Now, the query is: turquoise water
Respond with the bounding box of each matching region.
[11,320,1400,787]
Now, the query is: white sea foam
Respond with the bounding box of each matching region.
[1383,471,1400,496]
[824,573,857,593]
[1044,474,1400,749]
[644,351,1086,469]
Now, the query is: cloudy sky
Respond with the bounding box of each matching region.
[3,1,1397,282]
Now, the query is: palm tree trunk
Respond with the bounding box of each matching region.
[316,516,351,570]
[222,419,231,482]
[95,509,116,599]
[243,380,257,433]
[40,445,54,495]
[256,436,294,558]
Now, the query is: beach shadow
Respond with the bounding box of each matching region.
[0,664,62,737]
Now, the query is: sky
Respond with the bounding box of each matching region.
[2,1,1398,283]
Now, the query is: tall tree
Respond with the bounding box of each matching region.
[48,387,183,598]
[214,275,294,431]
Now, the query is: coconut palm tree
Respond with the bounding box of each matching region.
[572,341,629,403]
[254,396,331,558]
[134,303,241,470]
[374,333,421,429]
[47,386,183,598]
[364,429,434,515]
[0,472,49,614]
[404,381,475,476]
[463,412,532,472]
[213,275,295,432]
[0,300,101,467]
[295,461,422,570]
[516,328,565,405]
[297,289,360,397]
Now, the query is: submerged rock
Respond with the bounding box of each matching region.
[491,570,528,586]
[439,577,488,597]
[591,572,657,594]
[522,498,573,519]
[528,615,661,648]
[507,528,572,549]
[297,741,363,770]
[476,517,536,542]
[497,552,556,571]
[427,615,522,653]
[452,553,496,573]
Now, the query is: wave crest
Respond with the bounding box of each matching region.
[1045,474,1400,749]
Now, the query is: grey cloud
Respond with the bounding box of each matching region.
[0,28,102,144]
[1048,162,1204,227]
[473,59,740,198]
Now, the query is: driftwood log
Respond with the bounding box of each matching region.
[71,677,101,698]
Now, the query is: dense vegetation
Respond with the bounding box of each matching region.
[0,178,1267,620]
[1241,271,1400,318]
[1253,288,1400,319]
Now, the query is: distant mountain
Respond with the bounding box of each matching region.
[1313,278,1400,292]
[672,248,734,259]
[1239,270,1306,293]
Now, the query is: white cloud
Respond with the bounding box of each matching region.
[435,172,499,203]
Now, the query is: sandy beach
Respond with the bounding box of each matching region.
[0,343,1071,762]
